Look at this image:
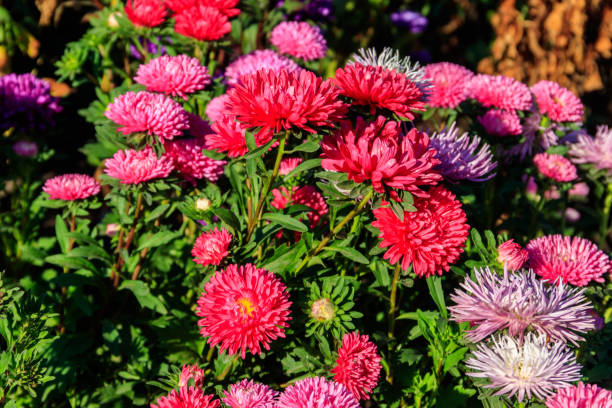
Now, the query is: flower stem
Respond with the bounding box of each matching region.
[529,192,546,238]
[600,183,612,249]
[387,263,401,340]
[216,354,239,381]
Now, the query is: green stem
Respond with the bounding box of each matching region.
[387,263,401,340]
[560,189,568,233]
[600,183,612,249]
[529,192,546,238]
[216,354,239,381]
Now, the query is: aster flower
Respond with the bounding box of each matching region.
[191,227,232,266]
[310,298,335,322]
[104,147,174,184]
[196,263,292,358]
[105,91,189,142]
[134,55,210,99]
[296,0,333,20]
[569,182,589,198]
[533,153,578,182]
[526,234,610,286]
[465,74,532,111]
[151,386,220,408]
[205,94,230,123]
[569,125,612,176]
[449,267,596,344]
[164,138,226,183]
[321,116,441,197]
[334,63,426,119]
[276,377,360,408]
[124,0,166,27]
[42,174,100,201]
[179,364,205,388]
[546,382,612,408]
[531,80,583,123]
[174,6,231,41]
[222,379,278,408]
[331,331,381,400]
[372,186,469,277]
[165,0,240,16]
[390,10,428,33]
[465,333,582,402]
[497,239,528,271]
[279,157,303,176]
[271,185,328,228]
[225,50,300,87]
[270,21,327,61]
[423,62,474,108]
[429,122,497,182]
[225,69,347,137]
[12,141,38,157]
[206,116,273,157]
[478,109,523,137]
[0,73,61,132]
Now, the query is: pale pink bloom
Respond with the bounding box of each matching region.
[105,223,120,237]
[564,207,581,223]
[278,158,303,176]
[276,377,359,408]
[222,379,278,408]
[497,239,528,271]
[206,94,230,123]
[423,62,474,108]
[12,141,38,157]
[179,364,205,387]
[164,138,226,183]
[478,109,522,137]
[533,153,577,182]
[569,125,612,176]
[104,147,174,184]
[134,55,210,99]
[225,50,300,87]
[531,80,584,123]
[465,74,532,111]
[569,181,589,198]
[270,22,327,61]
[546,382,612,408]
[42,174,100,200]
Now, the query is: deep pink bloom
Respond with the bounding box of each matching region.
[174,6,231,41]
[206,115,273,158]
[43,174,100,201]
[331,332,381,400]
[334,63,426,120]
[179,364,205,388]
[278,158,303,176]
[150,386,220,408]
[423,62,474,108]
[533,153,578,182]
[164,0,240,16]
[222,379,278,408]
[134,55,211,99]
[206,94,230,122]
[569,125,612,175]
[465,74,532,111]
[531,80,584,122]
[372,186,469,277]
[196,263,292,358]
[270,22,327,61]
[526,234,610,286]
[12,141,38,157]
[164,138,226,183]
[478,109,523,137]
[321,116,441,197]
[105,91,189,142]
[271,186,328,228]
[104,147,174,184]
[124,0,166,27]
[497,239,528,271]
[191,227,232,266]
[276,377,360,408]
[225,50,300,87]
[546,382,612,408]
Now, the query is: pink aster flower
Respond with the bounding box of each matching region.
[151,386,220,408]
[331,332,381,400]
[423,62,474,108]
[531,80,584,123]
[449,267,596,344]
[196,263,292,359]
[134,55,210,99]
[569,181,589,198]
[178,364,205,388]
[105,91,189,142]
[270,22,327,61]
[546,382,612,408]
[124,0,166,27]
[478,109,523,137]
[569,125,612,176]
[465,74,532,111]
[43,174,100,201]
[271,186,328,228]
[191,227,232,266]
[222,379,278,408]
[206,116,273,158]
[466,333,582,402]
[533,153,578,182]
[497,239,528,271]
[164,138,226,183]
[278,157,303,176]
[276,377,360,408]
[104,147,173,184]
[12,141,38,157]
[526,234,610,286]
[225,50,300,87]
[205,94,230,123]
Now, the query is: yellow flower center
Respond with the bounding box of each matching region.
[236,297,256,317]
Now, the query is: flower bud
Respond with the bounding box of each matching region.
[196,197,211,211]
[106,223,120,237]
[179,364,205,388]
[107,12,121,28]
[310,298,335,322]
[497,239,528,271]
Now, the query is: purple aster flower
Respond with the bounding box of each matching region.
[223,379,278,408]
[293,0,334,20]
[449,267,596,345]
[129,37,167,60]
[224,50,301,87]
[429,122,497,182]
[12,141,38,157]
[0,73,61,132]
[466,333,582,402]
[391,10,428,33]
[569,125,612,176]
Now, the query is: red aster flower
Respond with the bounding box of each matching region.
[271,185,328,228]
[178,364,205,388]
[124,0,166,27]
[164,0,240,16]
[134,55,210,99]
[497,239,528,271]
[196,263,292,358]
[423,62,474,109]
[533,153,577,182]
[372,186,469,277]
[104,147,174,184]
[334,63,425,120]
[225,69,347,137]
[191,227,232,266]
[206,115,273,158]
[151,386,220,408]
[531,80,584,123]
[164,138,226,183]
[320,116,441,197]
[42,174,100,201]
[465,74,532,111]
[331,331,381,400]
[174,6,231,41]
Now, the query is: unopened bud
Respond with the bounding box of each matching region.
[179,364,205,388]
[106,223,120,237]
[310,298,335,322]
[196,198,211,211]
[107,12,121,28]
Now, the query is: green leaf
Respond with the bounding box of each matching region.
[262,213,308,232]
[243,138,276,160]
[55,215,69,254]
[119,280,167,315]
[145,204,170,222]
[136,231,181,252]
[45,254,95,271]
[443,347,468,373]
[69,246,112,264]
[285,140,320,154]
[212,208,241,233]
[426,276,447,319]
[284,158,322,179]
[325,246,369,264]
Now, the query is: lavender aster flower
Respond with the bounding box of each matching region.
[449,267,596,344]
[569,125,612,176]
[466,333,582,402]
[0,73,61,132]
[224,50,300,87]
[391,10,428,33]
[429,122,497,182]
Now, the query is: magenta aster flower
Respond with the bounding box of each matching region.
[478,109,523,137]
[278,157,303,176]
[270,22,327,61]
[276,377,360,408]
[449,267,596,344]
[546,382,612,408]
[104,147,174,184]
[225,50,300,87]
[178,364,205,388]
[465,74,532,111]
[134,55,210,99]
[526,234,610,286]
[569,125,612,176]
[191,227,232,266]
[222,379,278,408]
[531,80,584,123]
[533,153,578,182]
[423,62,474,108]
[105,91,189,141]
[196,263,292,359]
[12,141,38,157]
[205,94,230,123]
[331,331,381,400]
[466,333,582,402]
[497,239,528,271]
[151,386,220,408]
[271,186,328,228]
[164,138,226,183]
[43,174,100,201]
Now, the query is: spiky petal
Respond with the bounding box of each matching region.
[276,377,359,408]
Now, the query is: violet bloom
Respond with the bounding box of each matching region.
[296,0,334,20]
[429,122,497,182]
[12,141,38,157]
[391,10,428,33]
[569,125,612,177]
